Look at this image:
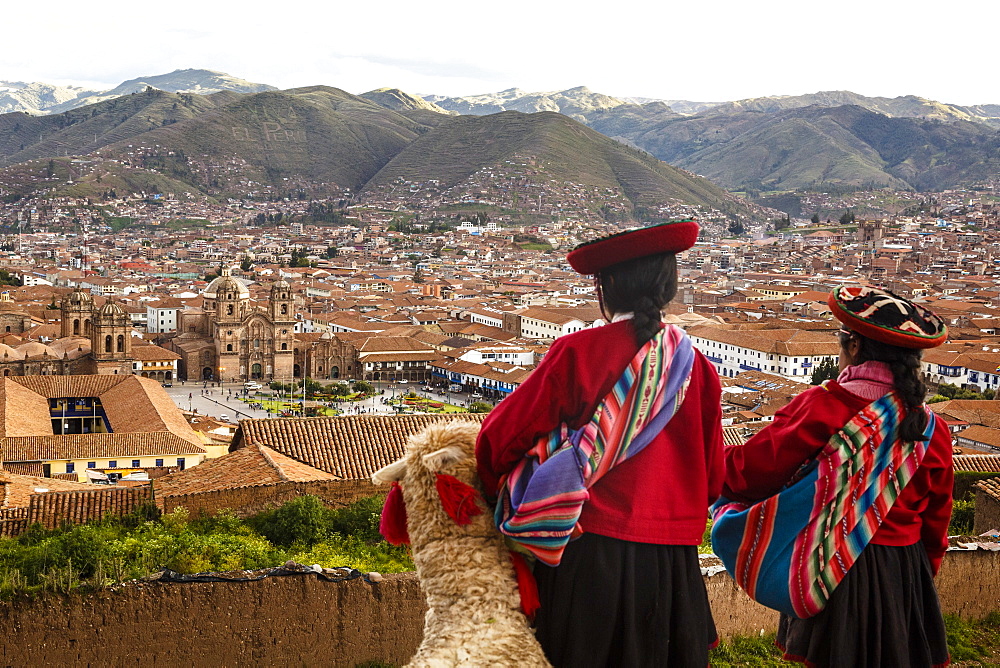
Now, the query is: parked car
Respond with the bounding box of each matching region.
[471,392,482,399]
[449,384,463,392]
[220,414,230,422]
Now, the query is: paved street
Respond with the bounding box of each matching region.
[159,380,489,423]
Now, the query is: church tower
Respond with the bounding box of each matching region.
[60,288,94,339]
[269,278,296,381]
[91,299,133,374]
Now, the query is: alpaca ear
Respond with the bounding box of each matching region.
[372,458,407,484]
[421,445,466,472]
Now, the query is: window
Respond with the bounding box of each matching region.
[87,462,96,469]
[132,459,140,468]
[155,459,164,467]
[177,457,186,470]
[109,460,118,468]
[66,462,75,474]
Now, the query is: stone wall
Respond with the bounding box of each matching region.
[975,486,1000,534]
[0,573,425,668]
[161,479,381,518]
[0,550,995,666]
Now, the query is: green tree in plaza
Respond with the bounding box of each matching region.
[298,377,323,398]
[352,380,375,395]
[810,358,839,385]
[468,401,493,413]
[327,382,350,397]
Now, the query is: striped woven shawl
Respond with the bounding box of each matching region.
[711,392,935,618]
[495,324,695,566]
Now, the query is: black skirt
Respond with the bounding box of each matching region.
[532,533,718,668]
[777,542,950,668]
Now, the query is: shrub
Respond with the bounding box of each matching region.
[949,499,976,535]
[327,495,386,543]
[291,535,413,573]
[247,495,330,547]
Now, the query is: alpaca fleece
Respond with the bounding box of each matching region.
[373,420,550,668]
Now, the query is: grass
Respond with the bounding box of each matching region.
[708,615,1000,666]
[710,632,788,666]
[946,612,1000,664]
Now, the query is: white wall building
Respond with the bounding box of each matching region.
[686,325,840,382]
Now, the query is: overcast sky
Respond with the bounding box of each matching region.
[7,0,999,106]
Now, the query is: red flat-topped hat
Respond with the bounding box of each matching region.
[566,220,700,275]
[828,285,948,349]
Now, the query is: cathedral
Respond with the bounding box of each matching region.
[0,288,134,377]
[166,268,296,383]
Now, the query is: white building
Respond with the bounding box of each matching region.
[518,307,591,341]
[686,325,840,382]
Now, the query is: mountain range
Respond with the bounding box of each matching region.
[427,88,1000,192]
[0,69,275,115]
[3,69,1000,208]
[0,83,750,221]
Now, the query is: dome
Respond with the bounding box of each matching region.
[0,343,25,360]
[48,337,91,358]
[99,300,127,316]
[272,277,291,290]
[16,341,59,359]
[203,275,251,300]
[62,289,93,307]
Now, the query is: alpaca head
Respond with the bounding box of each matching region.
[372,420,488,546]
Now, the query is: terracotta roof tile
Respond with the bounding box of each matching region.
[975,477,1000,502]
[0,380,53,437]
[1,432,205,462]
[953,454,1000,473]
[154,444,334,497]
[234,414,487,480]
[0,471,93,508]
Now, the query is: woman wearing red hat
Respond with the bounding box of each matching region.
[476,220,724,667]
[719,285,953,667]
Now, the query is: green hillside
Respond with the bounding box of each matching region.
[100,86,434,192]
[0,89,753,218]
[363,111,748,214]
[0,88,229,166]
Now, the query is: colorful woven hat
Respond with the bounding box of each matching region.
[566,220,700,275]
[828,285,948,349]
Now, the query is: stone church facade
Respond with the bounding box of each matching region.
[167,268,296,383]
[0,289,135,377]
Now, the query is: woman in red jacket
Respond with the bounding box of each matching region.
[476,221,724,668]
[722,285,953,668]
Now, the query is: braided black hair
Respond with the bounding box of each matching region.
[599,253,678,346]
[842,332,929,441]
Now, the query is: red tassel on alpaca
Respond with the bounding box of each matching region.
[434,473,483,525]
[379,482,410,546]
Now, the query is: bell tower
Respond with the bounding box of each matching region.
[60,288,94,339]
[91,299,133,374]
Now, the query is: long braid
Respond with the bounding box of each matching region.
[600,254,678,347]
[856,337,928,441]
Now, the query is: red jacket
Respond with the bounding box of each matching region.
[475,321,724,545]
[722,380,953,573]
